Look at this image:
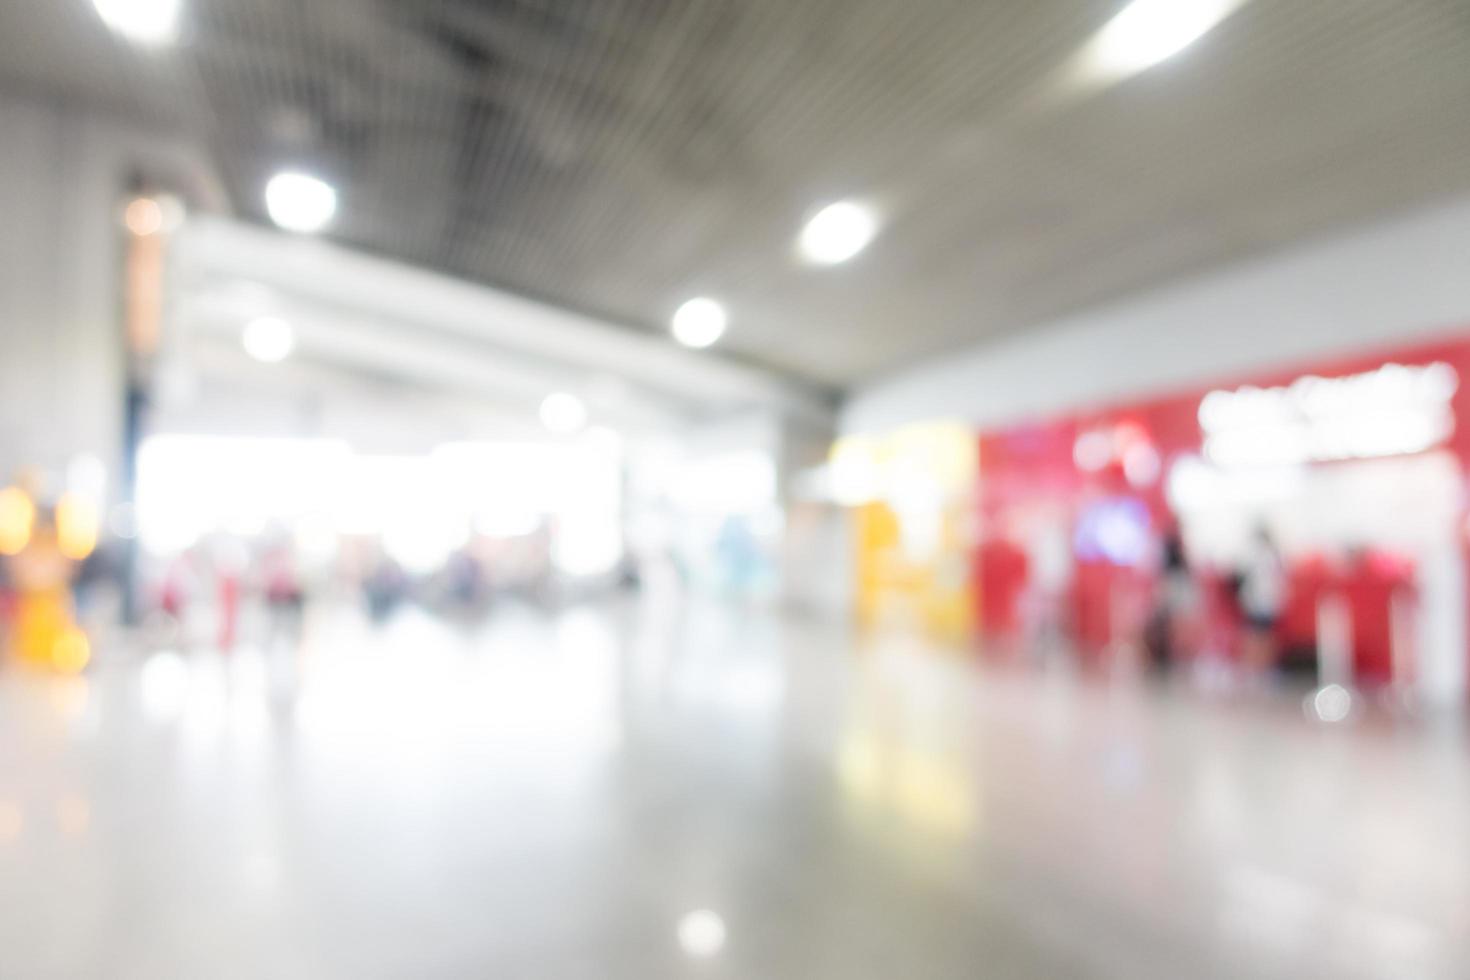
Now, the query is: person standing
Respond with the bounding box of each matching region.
[1239,526,1286,675]
[1146,530,1198,672]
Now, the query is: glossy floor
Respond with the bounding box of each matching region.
[1,596,1467,978]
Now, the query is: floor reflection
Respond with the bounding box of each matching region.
[0,595,1467,978]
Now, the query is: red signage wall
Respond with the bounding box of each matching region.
[974,329,1470,688]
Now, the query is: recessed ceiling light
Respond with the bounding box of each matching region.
[671,298,728,348]
[264,172,337,233]
[242,316,295,363]
[677,910,727,958]
[93,0,180,45]
[799,201,878,265]
[1088,0,1241,77]
[540,392,587,434]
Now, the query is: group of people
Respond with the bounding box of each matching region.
[1147,526,1286,673]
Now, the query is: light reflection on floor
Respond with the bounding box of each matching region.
[1,595,1467,978]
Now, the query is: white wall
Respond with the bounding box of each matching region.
[0,93,124,487]
[843,195,1470,434]
[0,91,215,495]
[178,217,834,424]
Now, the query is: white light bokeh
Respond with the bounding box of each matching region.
[799,201,878,265]
[242,316,295,363]
[1087,0,1243,77]
[135,436,351,553]
[93,0,181,45]
[264,172,337,233]
[136,435,625,576]
[671,298,728,348]
[1307,683,1354,724]
[677,910,727,958]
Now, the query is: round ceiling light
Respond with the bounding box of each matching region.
[540,392,588,434]
[93,0,181,45]
[264,172,337,233]
[671,298,728,349]
[677,910,727,959]
[242,316,295,363]
[799,201,878,265]
[1089,0,1240,76]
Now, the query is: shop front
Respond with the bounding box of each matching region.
[975,332,1470,702]
[832,423,976,643]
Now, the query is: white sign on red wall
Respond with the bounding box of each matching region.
[1197,362,1458,467]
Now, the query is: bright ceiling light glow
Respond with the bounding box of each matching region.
[93,0,181,45]
[124,197,164,236]
[264,172,337,233]
[1089,0,1240,76]
[799,201,878,265]
[671,297,727,348]
[540,392,588,434]
[242,316,295,363]
[677,910,727,958]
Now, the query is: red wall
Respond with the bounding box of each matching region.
[975,329,1470,682]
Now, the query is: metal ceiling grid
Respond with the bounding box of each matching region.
[1,0,1468,386]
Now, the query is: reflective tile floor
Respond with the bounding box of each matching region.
[2,595,1468,978]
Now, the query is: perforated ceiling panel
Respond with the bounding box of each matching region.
[3,0,1469,386]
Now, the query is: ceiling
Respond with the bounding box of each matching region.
[170,215,833,429]
[3,0,1470,388]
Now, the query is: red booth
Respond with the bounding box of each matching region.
[975,331,1470,699]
